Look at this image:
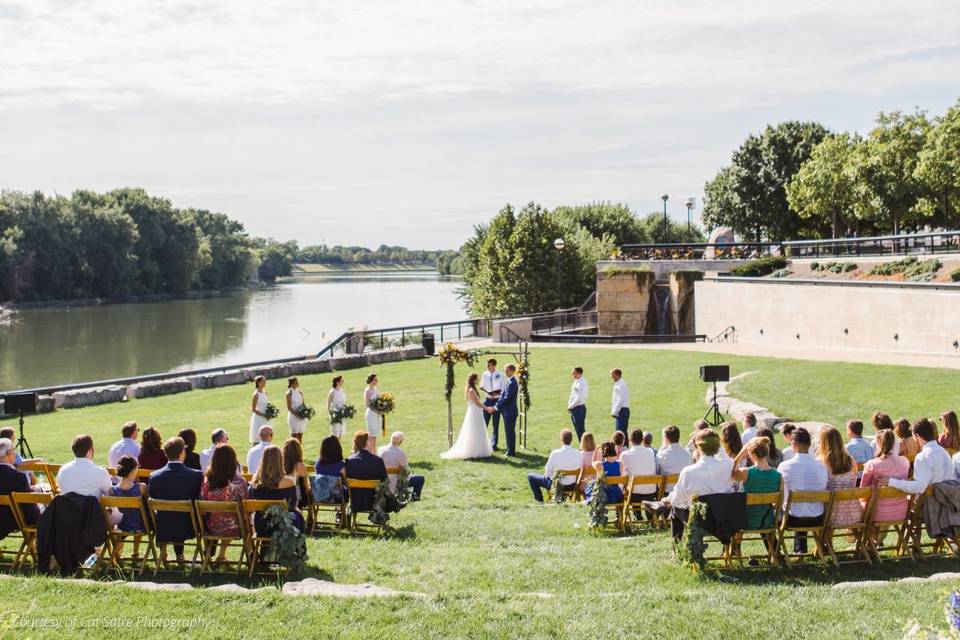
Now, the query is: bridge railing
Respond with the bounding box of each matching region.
[616,242,782,261]
[782,230,960,259]
[531,310,598,335]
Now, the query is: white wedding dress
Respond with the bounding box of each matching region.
[441,391,493,460]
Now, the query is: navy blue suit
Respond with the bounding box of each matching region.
[148,461,202,556]
[0,464,36,539]
[494,376,519,455]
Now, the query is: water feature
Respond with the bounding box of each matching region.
[650,285,674,335]
[0,272,464,389]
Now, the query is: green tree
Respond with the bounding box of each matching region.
[786,132,862,238]
[70,191,140,297]
[551,202,647,244]
[637,212,706,244]
[256,238,298,281]
[915,98,960,227]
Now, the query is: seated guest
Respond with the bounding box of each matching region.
[656,425,692,491]
[246,426,274,476]
[641,432,654,448]
[137,427,167,470]
[779,427,829,554]
[756,428,783,468]
[109,456,145,532]
[314,435,346,503]
[107,421,140,469]
[148,437,203,564]
[620,429,657,506]
[0,427,42,468]
[653,429,733,540]
[860,429,910,522]
[579,432,597,468]
[0,437,37,538]
[818,426,861,527]
[731,436,781,530]
[870,411,898,456]
[379,431,426,501]
[895,418,919,458]
[880,418,953,494]
[686,420,710,457]
[780,424,798,462]
[250,446,304,536]
[614,430,626,454]
[344,431,388,513]
[527,429,581,502]
[844,420,874,473]
[585,441,624,505]
[721,422,743,463]
[741,412,759,444]
[199,444,249,562]
[57,434,112,497]
[178,428,201,470]
[199,429,229,472]
[282,437,310,510]
[939,410,960,451]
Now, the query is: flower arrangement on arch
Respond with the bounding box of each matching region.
[515,360,531,410]
[437,343,483,400]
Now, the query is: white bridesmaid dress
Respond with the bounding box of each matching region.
[249,390,270,443]
[329,388,347,437]
[365,387,381,436]
[287,388,307,435]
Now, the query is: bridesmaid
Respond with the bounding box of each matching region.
[286,376,307,443]
[327,375,347,440]
[364,372,381,449]
[249,375,270,444]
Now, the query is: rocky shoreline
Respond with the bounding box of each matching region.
[2,285,261,312]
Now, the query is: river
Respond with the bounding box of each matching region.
[0,272,465,390]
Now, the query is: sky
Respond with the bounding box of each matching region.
[1,1,959,249]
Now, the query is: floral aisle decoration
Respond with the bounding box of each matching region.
[515,360,531,410]
[329,404,357,426]
[262,504,308,575]
[551,469,566,504]
[264,403,280,420]
[368,478,405,527]
[904,591,960,639]
[587,472,608,529]
[677,501,709,571]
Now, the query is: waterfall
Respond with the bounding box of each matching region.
[653,286,673,335]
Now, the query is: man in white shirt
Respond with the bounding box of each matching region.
[481,359,506,450]
[199,428,229,472]
[651,429,733,540]
[57,434,113,498]
[378,431,425,500]
[779,427,829,554]
[107,421,140,469]
[610,368,630,436]
[527,429,581,502]
[620,429,657,513]
[656,425,693,491]
[567,366,588,442]
[246,426,273,476]
[780,424,797,462]
[880,418,953,494]
[741,413,758,445]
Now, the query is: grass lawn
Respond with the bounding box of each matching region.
[3,347,960,639]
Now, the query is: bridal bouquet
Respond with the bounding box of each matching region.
[264,403,280,420]
[296,404,316,420]
[329,404,357,425]
[370,393,396,414]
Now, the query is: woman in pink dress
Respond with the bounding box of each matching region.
[938,410,960,451]
[860,429,910,523]
[817,426,861,527]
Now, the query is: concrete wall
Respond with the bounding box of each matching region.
[597,269,655,334]
[695,277,960,355]
[492,317,532,342]
[597,259,746,283]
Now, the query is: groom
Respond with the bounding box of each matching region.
[489,363,518,456]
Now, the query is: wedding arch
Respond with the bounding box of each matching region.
[437,341,531,448]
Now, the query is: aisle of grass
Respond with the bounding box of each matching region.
[3,347,960,638]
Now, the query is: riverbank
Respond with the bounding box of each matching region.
[1,286,260,311]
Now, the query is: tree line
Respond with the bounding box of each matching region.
[703,97,960,241]
[296,244,445,266]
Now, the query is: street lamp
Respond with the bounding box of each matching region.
[661,194,669,242]
[685,197,695,239]
[553,238,565,307]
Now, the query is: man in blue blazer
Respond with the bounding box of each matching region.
[491,364,519,456]
[0,437,37,539]
[148,437,202,563]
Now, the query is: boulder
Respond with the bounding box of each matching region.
[281,578,424,598]
[832,580,888,590]
[704,227,736,259]
[188,370,247,389]
[126,378,192,399]
[242,363,291,382]
[328,354,369,371]
[286,359,332,375]
[53,385,127,409]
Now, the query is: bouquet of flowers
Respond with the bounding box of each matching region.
[264,403,280,420]
[370,393,396,414]
[515,360,531,410]
[329,404,357,425]
[296,404,316,420]
[438,343,483,400]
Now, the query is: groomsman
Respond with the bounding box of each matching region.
[481,358,505,450]
[610,368,630,435]
[492,364,519,456]
[567,366,588,441]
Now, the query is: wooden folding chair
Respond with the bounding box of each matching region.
[647,475,680,529]
[574,467,597,502]
[147,498,202,572]
[730,489,783,567]
[820,487,873,566]
[597,475,628,532]
[242,498,289,577]
[545,469,580,503]
[864,486,913,562]
[242,473,253,483]
[306,473,346,533]
[345,478,386,535]
[99,495,160,575]
[17,462,55,491]
[621,475,663,530]
[778,490,832,566]
[686,494,735,568]
[10,492,52,569]
[136,468,154,481]
[0,494,28,568]
[905,487,960,560]
[195,500,250,574]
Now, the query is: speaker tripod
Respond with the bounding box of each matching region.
[703,380,726,428]
[15,411,33,459]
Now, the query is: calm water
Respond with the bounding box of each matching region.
[0,273,465,390]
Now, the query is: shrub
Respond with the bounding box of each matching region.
[827,261,857,274]
[869,256,941,281]
[770,268,792,278]
[730,255,789,277]
[810,261,820,271]
[951,268,960,282]
[842,262,858,273]
[868,256,917,276]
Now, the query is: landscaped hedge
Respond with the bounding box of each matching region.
[868,257,942,281]
[729,255,788,277]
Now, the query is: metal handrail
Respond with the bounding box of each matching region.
[708,325,738,344]
[783,230,960,258]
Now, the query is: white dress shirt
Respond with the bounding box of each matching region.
[107,437,140,469]
[56,457,113,497]
[246,441,270,475]
[611,379,630,415]
[544,444,582,486]
[656,443,693,488]
[378,443,411,491]
[953,450,960,480]
[480,370,505,398]
[890,441,953,494]
[741,427,758,444]
[568,377,588,410]
[779,452,829,517]
[619,445,657,494]
[199,446,216,472]
[666,455,734,509]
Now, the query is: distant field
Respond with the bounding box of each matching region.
[292,262,436,273]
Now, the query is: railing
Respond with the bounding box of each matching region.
[318,318,489,358]
[531,310,598,336]
[783,230,960,259]
[534,333,707,344]
[708,325,738,344]
[617,242,782,261]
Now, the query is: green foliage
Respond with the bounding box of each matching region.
[812,261,857,274]
[298,244,444,266]
[867,257,940,281]
[263,505,308,574]
[552,201,647,244]
[770,268,792,278]
[637,211,706,244]
[787,132,863,238]
[255,238,298,282]
[671,270,704,282]
[951,268,960,282]
[729,255,788,277]
[586,472,608,529]
[868,256,917,275]
[677,501,710,570]
[916,98,960,226]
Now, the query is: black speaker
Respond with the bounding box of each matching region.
[699,365,730,383]
[2,392,38,414]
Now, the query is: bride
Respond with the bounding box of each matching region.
[441,373,493,460]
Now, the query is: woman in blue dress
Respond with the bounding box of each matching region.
[585,441,624,504]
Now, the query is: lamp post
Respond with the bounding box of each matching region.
[661,194,669,242]
[685,197,695,240]
[553,237,565,307]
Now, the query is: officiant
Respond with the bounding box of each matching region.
[481,358,506,450]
